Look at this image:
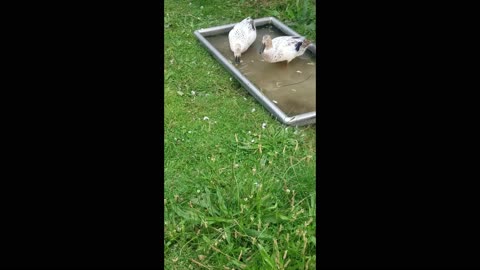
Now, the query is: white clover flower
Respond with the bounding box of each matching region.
[191,91,196,95]
[203,116,209,121]
[262,123,267,129]
[251,108,256,113]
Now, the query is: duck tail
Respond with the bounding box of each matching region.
[303,39,312,48]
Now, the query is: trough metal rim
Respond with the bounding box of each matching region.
[193,17,316,127]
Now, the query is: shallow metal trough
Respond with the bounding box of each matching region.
[194,17,316,126]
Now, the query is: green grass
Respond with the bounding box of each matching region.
[164,0,316,269]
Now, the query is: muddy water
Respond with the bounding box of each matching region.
[205,25,316,116]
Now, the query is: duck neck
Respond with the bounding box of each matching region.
[264,40,273,51]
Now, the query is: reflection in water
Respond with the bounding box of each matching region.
[205,25,316,117]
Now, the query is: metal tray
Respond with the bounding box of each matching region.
[194,17,316,126]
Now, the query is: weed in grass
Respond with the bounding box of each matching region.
[241,0,316,42]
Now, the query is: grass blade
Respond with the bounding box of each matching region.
[257,243,276,269]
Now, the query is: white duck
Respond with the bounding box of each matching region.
[259,35,312,64]
[228,17,257,64]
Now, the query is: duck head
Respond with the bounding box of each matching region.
[259,35,272,54]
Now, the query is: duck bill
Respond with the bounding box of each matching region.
[259,43,265,54]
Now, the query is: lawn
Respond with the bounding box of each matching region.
[164,0,316,268]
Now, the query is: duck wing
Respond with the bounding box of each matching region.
[279,36,308,52]
[281,37,304,52]
[295,41,303,52]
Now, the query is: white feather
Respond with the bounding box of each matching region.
[261,36,311,63]
[228,17,257,61]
